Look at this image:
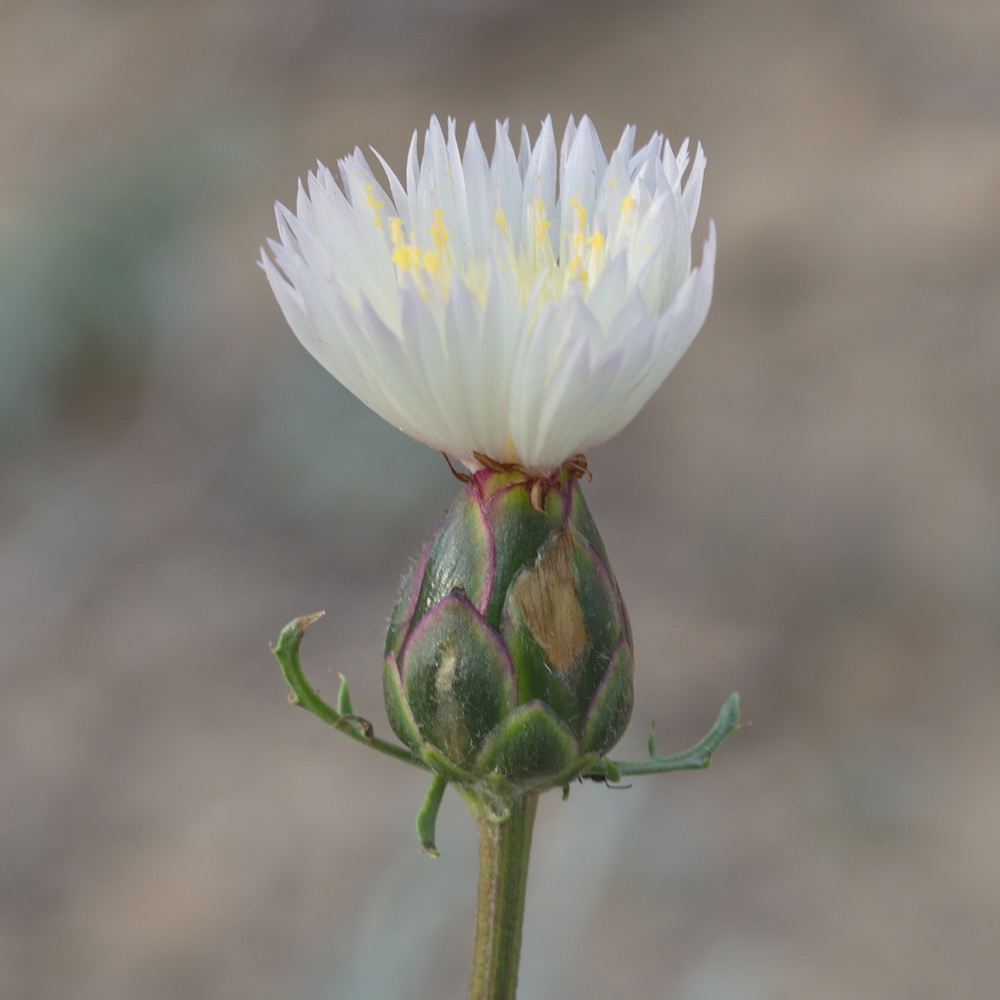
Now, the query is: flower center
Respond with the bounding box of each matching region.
[384,196,610,308]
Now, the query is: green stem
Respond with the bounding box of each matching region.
[467,794,538,1000]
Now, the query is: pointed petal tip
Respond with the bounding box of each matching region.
[701,219,718,267]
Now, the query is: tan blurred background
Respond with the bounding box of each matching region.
[2,0,999,997]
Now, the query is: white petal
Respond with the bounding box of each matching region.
[261,117,716,472]
[461,122,493,253]
[522,117,557,256]
[491,120,523,245]
[682,143,707,229]
[584,251,630,330]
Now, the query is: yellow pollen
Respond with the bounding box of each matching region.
[383,190,611,309]
[387,217,446,299]
[532,197,551,243]
[430,208,449,253]
[620,194,636,215]
[364,182,384,226]
[391,245,422,272]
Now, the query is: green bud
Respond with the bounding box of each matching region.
[382,463,634,802]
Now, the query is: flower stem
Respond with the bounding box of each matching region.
[468,794,539,1000]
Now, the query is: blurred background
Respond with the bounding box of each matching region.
[2,0,999,997]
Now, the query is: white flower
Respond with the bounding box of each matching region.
[261,115,715,474]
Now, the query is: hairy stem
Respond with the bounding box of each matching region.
[468,794,538,1000]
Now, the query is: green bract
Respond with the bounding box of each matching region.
[383,466,634,807]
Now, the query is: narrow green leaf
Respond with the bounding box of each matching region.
[337,674,354,715]
[271,614,428,770]
[415,774,448,857]
[604,693,741,777]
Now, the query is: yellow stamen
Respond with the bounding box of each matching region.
[429,208,449,253]
[532,197,551,244]
[364,182,383,227]
[392,245,422,271]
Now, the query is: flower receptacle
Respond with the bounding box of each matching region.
[383,462,633,803]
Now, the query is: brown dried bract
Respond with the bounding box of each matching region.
[443,453,472,482]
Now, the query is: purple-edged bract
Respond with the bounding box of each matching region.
[383,463,633,799]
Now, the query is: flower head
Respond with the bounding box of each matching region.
[262,115,715,474]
